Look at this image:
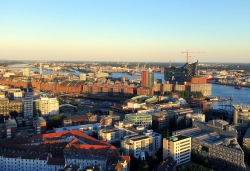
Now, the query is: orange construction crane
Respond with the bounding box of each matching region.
[181,50,204,63]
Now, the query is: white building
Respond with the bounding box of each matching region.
[0,154,64,171]
[79,73,87,81]
[121,130,162,160]
[23,97,33,118]
[22,68,30,76]
[163,135,191,166]
[39,97,59,116]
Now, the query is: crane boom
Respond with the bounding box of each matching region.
[181,50,204,63]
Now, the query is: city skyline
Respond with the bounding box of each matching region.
[1,1,250,63]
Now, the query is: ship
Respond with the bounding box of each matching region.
[235,86,242,89]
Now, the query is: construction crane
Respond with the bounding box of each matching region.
[181,50,204,63]
[188,56,195,63]
[142,63,147,71]
[169,60,175,67]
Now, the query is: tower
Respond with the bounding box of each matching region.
[39,62,42,75]
[141,69,154,87]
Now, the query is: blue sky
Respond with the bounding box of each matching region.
[0,1,249,62]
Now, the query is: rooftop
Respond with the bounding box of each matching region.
[166,135,190,142]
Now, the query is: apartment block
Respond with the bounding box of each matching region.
[163,135,191,166]
[23,97,33,118]
[121,130,162,160]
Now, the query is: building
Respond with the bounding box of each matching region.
[155,156,176,171]
[23,97,33,118]
[98,121,138,143]
[0,130,120,171]
[34,97,59,116]
[79,73,87,81]
[54,123,101,135]
[190,83,212,97]
[233,106,250,131]
[121,130,162,160]
[125,113,152,128]
[163,135,191,166]
[22,68,30,77]
[173,120,245,169]
[9,100,23,117]
[4,119,17,138]
[141,70,154,88]
[113,156,130,171]
[63,114,98,127]
[0,98,9,116]
[243,127,250,149]
[33,117,47,134]
[152,108,202,131]
[164,62,198,82]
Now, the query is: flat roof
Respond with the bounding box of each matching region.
[244,127,250,139]
[166,135,190,142]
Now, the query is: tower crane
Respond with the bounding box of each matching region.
[142,63,147,71]
[169,60,175,67]
[181,50,204,63]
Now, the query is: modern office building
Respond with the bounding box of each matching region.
[173,120,245,169]
[141,70,154,87]
[125,113,152,128]
[121,130,162,160]
[163,135,191,166]
[164,62,198,82]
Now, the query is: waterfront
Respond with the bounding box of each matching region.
[7,66,250,107]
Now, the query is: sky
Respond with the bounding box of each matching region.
[0,1,250,63]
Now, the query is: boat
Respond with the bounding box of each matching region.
[235,86,242,89]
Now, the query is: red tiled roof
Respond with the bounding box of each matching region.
[123,156,130,163]
[47,158,65,166]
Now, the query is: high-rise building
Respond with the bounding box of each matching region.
[164,62,198,82]
[141,70,154,87]
[163,135,191,166]
[23,97,33,118]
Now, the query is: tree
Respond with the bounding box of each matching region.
[185,164,206,171]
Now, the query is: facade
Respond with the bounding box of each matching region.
[141,70,154,88]
[9,100,23,117]
[164,62,198,82]
[79,73,87,81]
[173,120,245,169]
[125,113,152,127]
[0,130,120,171]
[23,97,33,118]
[0,99,9,116]
[121,130,162,160]
[243,127,250,149]
[22,68,30,76]
[98,122,138,143]
[33,117,47,134]
[190,83,212,97]
[233,106,250,131]
[35,97,59,116]
[163,135,191,166]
